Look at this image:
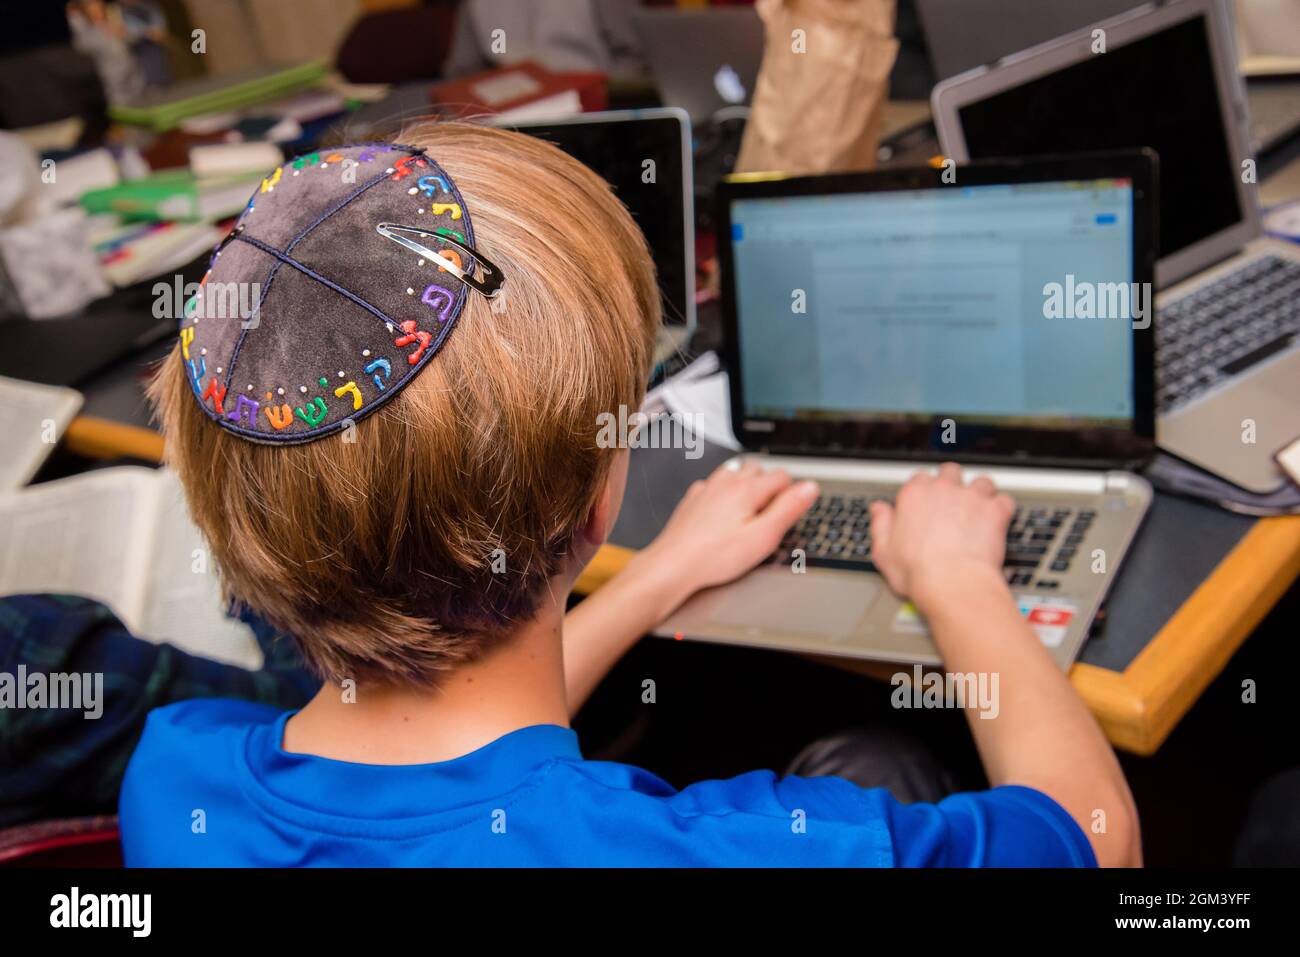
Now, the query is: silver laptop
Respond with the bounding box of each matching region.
[630,6,766,123]
[917,0,1140,82]
[657,154,1156,671]
[931,0,1300,492]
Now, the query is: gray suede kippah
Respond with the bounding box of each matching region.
[178,142,503,444]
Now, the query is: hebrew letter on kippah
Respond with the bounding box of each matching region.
[225,394,260,427]
[334,381,363,411]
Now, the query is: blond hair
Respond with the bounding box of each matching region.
[148,122,660,685]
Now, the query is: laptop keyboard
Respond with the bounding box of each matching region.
[773,495,1096,591]
[1156,254,1300,414]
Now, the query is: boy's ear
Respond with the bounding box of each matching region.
[577,484,614,551]
[576,449,630,552]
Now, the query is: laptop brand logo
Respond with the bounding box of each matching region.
[713,64,747,104]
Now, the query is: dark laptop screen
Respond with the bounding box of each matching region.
[730,178,1138,431]
[956,12,1242,260]
[510,114,692,326]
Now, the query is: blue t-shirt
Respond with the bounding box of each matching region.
[119,700,1096,867]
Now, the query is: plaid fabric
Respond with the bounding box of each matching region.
[0,594,317,828]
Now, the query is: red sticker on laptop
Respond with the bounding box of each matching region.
[1016,596,1076,648]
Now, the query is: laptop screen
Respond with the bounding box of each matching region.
[954,11,1242,262]
[730,179,1138,432]
[507,113,693,328]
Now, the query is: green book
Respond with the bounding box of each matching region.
[109,61,328,131]
[80,169,265,223]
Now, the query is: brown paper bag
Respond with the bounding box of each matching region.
[736,0,899,175]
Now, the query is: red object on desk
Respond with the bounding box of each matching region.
[427,62,607,118]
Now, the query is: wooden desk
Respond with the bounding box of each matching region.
[61,414,1300,757]
[64,415,164,463]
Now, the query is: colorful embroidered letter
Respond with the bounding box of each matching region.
[334,381,362,411]
[179,327,194,360]
[435,227,466,244]
[430,202,462,220]
[394,320,432,365]
[264,402,293,430]
[364,358,391,391]
[416,175,448,197]
[390,156,426,181]
[421,284,454,323]
[201,376,226,414]
[292,153,320,170]
[295,397,327,426]
[187,356,206,390]
[225,394,259,427]
[436,250,463,274]
[260,167,282,193]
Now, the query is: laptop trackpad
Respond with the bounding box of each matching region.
[708,569,880,636]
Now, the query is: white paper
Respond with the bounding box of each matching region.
[643,351,721,413]
[643,353,741,451]
[657,372,742,451]
[0,466,262,670]
[188,141,282,178]
[0,467,155,625]
[0,376,83,491]
[472,70,543,106]
[139,472,262,669]
[497,90,582,121]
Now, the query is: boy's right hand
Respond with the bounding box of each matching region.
[871,464,1142,867]
[869,463,1016,608]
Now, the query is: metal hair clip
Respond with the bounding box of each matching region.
[376,222,506,299]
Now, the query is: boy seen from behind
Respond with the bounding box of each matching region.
[121,124,1139,867]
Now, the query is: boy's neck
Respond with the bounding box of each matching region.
[282,600,570,765]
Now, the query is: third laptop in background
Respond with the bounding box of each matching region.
[932,0,1300,492]
[630,5,765,123]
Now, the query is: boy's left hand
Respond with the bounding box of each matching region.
[630,460,819,610]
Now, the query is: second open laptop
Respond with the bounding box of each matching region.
[491,109,696,365]
[657,152,1157,671]
[931,0,1300,493]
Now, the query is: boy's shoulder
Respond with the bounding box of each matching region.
[144,697,286,733]
[130,699,284,779]
[568,759,892,828]
[552,761,1092,866]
